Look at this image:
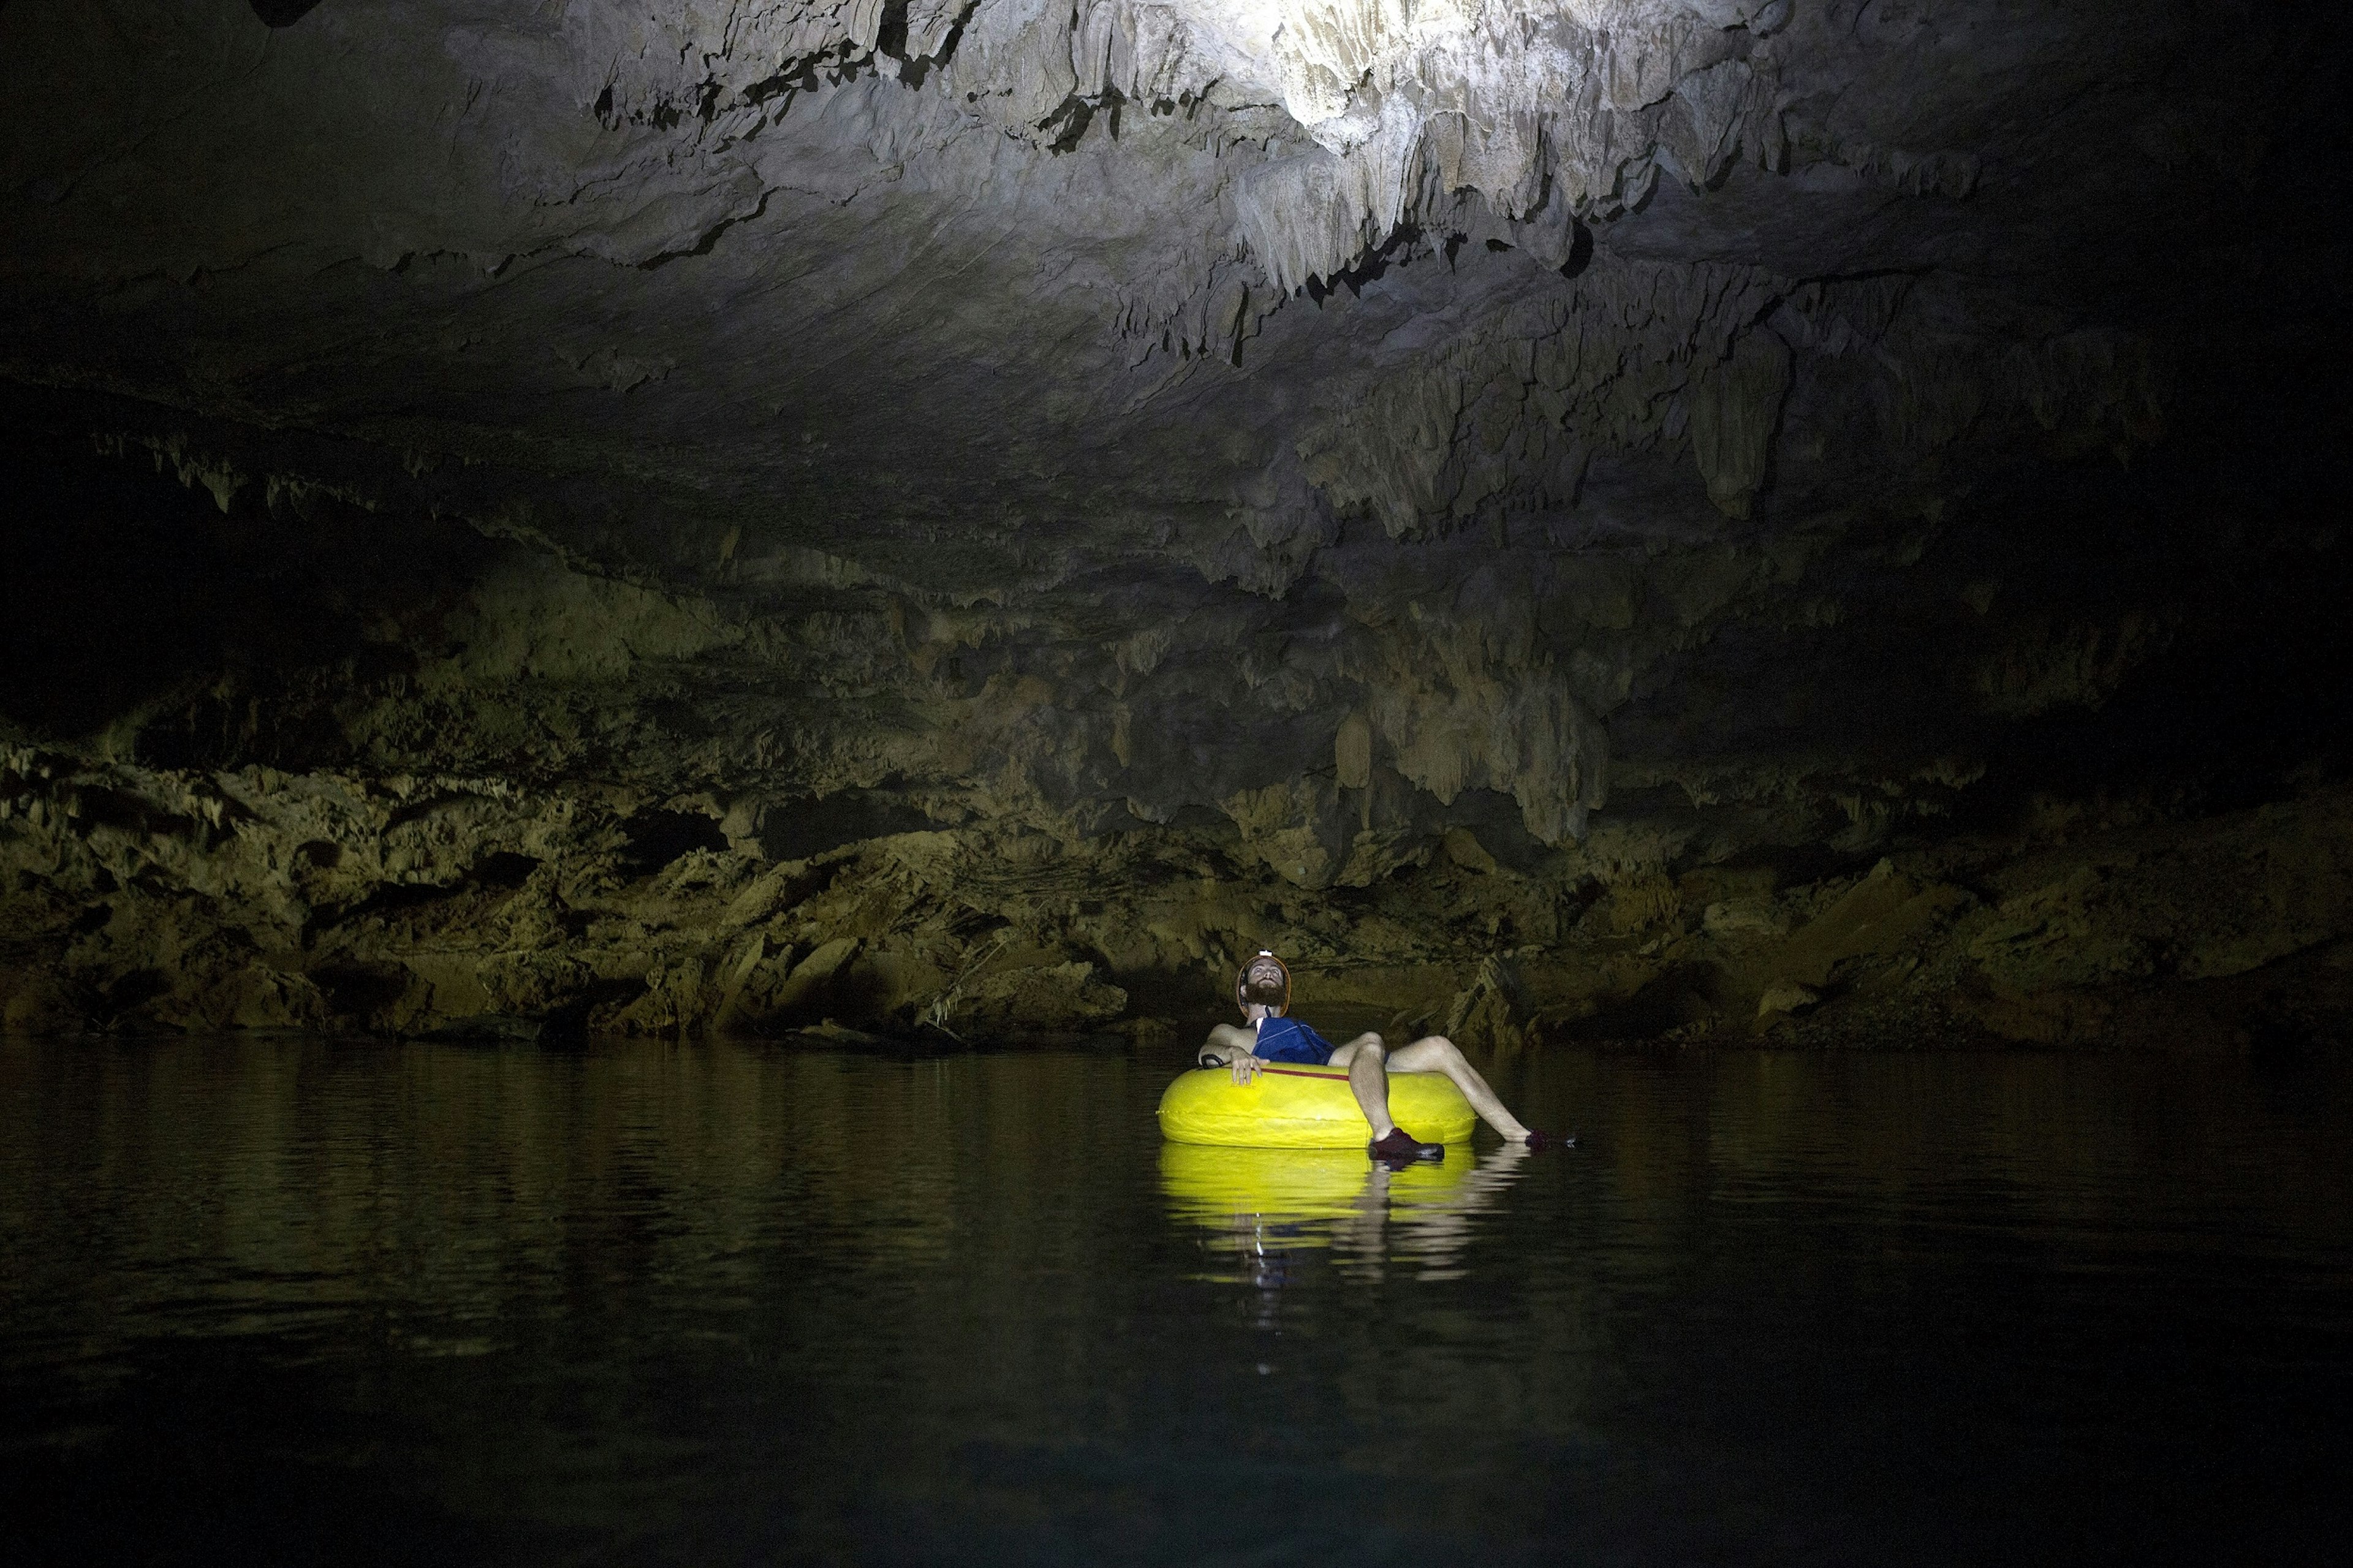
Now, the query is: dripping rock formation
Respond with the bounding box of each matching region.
[2,1,2349,1048]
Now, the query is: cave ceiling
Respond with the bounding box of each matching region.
[2,1,2346,862]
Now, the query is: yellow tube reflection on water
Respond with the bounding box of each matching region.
[1159,1142,1471,1223]
[1159,1140,1530,1282]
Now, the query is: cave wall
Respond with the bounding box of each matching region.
[3,1,2349,1045]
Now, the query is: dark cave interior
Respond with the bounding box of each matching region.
[4,0,2351,1050]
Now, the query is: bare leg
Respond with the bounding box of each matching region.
[1324,1032,1394,1139]
[1387,1034,1533,1140]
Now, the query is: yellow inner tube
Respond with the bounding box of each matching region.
[1159,1143,1471,1225]
[1157,1063,1477,1148]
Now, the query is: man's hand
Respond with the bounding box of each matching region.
[1229,1052,1264,1086]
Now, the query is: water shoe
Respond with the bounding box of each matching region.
[1368,1127,1444,1162]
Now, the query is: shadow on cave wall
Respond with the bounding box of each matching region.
[1607,360,2353,826]
[249,1,329,28]
[4,442,278,737]
[0,435,494,757]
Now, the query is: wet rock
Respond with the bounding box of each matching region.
[953,960,1129,1036]
[1703,898,1790,940]
[1770,863,1974,993]
[9,730,2353,1051]
[1756,979,1819,1021]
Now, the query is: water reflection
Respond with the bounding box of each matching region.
[3,1038,2349,1566]
[1159,1142,1531,1285]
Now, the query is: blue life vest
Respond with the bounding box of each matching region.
[1254,1015,1336,1066]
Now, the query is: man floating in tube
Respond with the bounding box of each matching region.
[1195,950,1571,1162]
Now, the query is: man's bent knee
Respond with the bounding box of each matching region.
[1400,1034,1466,1066]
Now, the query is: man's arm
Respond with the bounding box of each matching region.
[1197,1022,1264,1083]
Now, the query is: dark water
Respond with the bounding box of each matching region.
[3,1039,2349,1566]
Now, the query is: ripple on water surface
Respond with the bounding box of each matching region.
[2,1037,2349,1566]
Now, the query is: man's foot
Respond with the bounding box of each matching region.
[1521,1129,1575,1151]
[1368,1127,1444,1163]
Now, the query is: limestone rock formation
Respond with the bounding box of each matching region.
[2,2,2348,1047]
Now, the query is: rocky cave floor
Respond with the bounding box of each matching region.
[11,733,2353,1057]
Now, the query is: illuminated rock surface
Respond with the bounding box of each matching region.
[2,1,2347,1043]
